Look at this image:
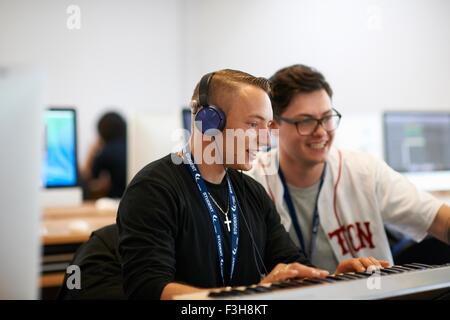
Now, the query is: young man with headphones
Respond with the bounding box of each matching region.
[248,64,450,273]
[117,69,334,300]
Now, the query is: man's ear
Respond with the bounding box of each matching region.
[191,100,200,114]
[269,119,280,130]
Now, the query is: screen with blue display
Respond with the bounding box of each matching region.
[42,109,78,187]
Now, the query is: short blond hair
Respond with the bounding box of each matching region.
[191,69,271,114]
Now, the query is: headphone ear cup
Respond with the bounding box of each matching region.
[195,106,226,135]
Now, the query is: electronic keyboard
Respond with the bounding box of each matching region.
[174,263,450,300]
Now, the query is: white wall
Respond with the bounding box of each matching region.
[183,0,450,110]
[0,0,184,162]
[1,0,449,162]
[182,0,450,156]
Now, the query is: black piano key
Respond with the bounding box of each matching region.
[285,280,306,287]
[354,268,388,276]
[345,273,369,279]
[333,274,356,280]
[386,266,406,272]
[394,265,417,271]
[302,278,325,285]
[308,277,335,284]
[317,277,337,283]
[270,281,296,289]
[266,283,283,289]
[255,285,273,292]
[290,279,315,287]
[346,274,364,279]
[326,275,345,281]
[382,267,403,274]
[378,269,395,276]
[228,289,246,296]
[244,286,272,294]
[408,262,432,269]
[208,291,223,298]
[390,265,412,272]
[209,291,234,298]
[385,266,404,272]
[402,263,428,270]
[288,279,307,286]
[315,276,339,283]
[283,281,300,287]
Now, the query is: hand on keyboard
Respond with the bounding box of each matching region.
[335,256,390,274]
[260,262,329,284]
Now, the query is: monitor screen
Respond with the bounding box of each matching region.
[128,112,182,182]
[383,111,450,172]
[42,108,78,187]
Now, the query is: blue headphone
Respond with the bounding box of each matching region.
[194,72,226,135]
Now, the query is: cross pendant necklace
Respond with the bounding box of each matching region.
[223,213,232,233]
[208,192,231,232]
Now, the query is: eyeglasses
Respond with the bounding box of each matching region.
[276,108,342,136]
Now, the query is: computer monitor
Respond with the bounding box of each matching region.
[182,108,192,133]
[42,108,78,187]
[128,111,183,182]
[383,111,450,191]
[333,111,383,159]
[0,67,42,299]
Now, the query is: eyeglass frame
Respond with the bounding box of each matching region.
[275,108,342,136]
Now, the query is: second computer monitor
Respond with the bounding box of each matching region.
[182,108,192,133]
[383,111,450,191]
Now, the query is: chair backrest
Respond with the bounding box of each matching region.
[58,224,125,299]
[394,237,450,266]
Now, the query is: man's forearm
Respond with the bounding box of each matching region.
[428,204,450,245]
[161,282,210,300]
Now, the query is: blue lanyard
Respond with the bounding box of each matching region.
[182,146,239,286]
[278,164,326,259]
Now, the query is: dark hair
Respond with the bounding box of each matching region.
[191,69,271,114]
[270,64,333,117]
[97,112,126,142]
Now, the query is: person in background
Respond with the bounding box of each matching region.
[81,111,127,199]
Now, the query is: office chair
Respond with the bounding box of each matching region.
[386,224,450,265]
[394,237,450,266]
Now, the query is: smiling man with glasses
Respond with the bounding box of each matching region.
[248,64,450,274]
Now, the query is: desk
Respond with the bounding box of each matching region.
[42,215,117,245]
[42,202,117,245]
[40,202,117,297]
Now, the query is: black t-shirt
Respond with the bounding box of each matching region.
[92,138,126,198]
[117,153,310,300]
